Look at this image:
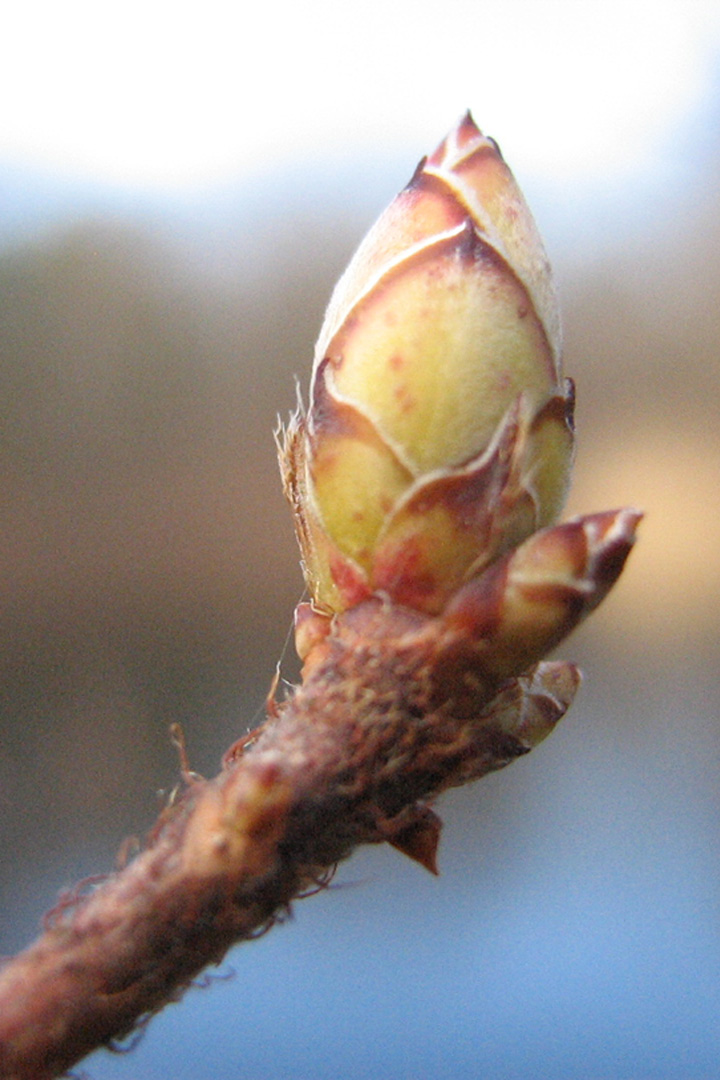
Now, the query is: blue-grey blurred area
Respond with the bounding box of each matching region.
[1,106,720,1080]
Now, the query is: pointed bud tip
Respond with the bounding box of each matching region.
[581,506,643,538]
[459,108,480,136]
[581,507,643,596]
[426,110,501,171]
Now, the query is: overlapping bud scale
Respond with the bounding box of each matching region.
[282,113,576,618]
[280,114,638,762]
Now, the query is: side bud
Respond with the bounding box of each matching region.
[281,112,575,616]
[429,508,642,716]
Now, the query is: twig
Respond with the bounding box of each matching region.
[0,112,641,1079]
[0,581,584,1079]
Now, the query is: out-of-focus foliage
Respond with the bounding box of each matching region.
[0,129,719,1078]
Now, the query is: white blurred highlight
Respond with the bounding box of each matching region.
[0,0,718,189]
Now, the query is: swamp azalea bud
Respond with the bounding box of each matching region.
[281,112,575,617]
[273,117,639,873]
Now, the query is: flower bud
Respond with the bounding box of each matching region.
[281,113,574,617]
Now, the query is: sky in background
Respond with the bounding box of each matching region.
[2,4,720,1079]
[1,0,719,196]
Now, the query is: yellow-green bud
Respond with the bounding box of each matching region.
[281,112,574,617]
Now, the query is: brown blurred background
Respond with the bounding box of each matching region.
[1,6,720,1076]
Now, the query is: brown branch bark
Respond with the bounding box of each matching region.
[0,509,637,1080]
[0,612,558,1079]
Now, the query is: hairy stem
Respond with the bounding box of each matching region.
[0,503,638,1078]
[0,598,569,1079]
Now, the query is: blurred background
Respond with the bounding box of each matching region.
[1,1,719,1077]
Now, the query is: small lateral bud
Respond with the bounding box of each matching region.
[430,508,642,715]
